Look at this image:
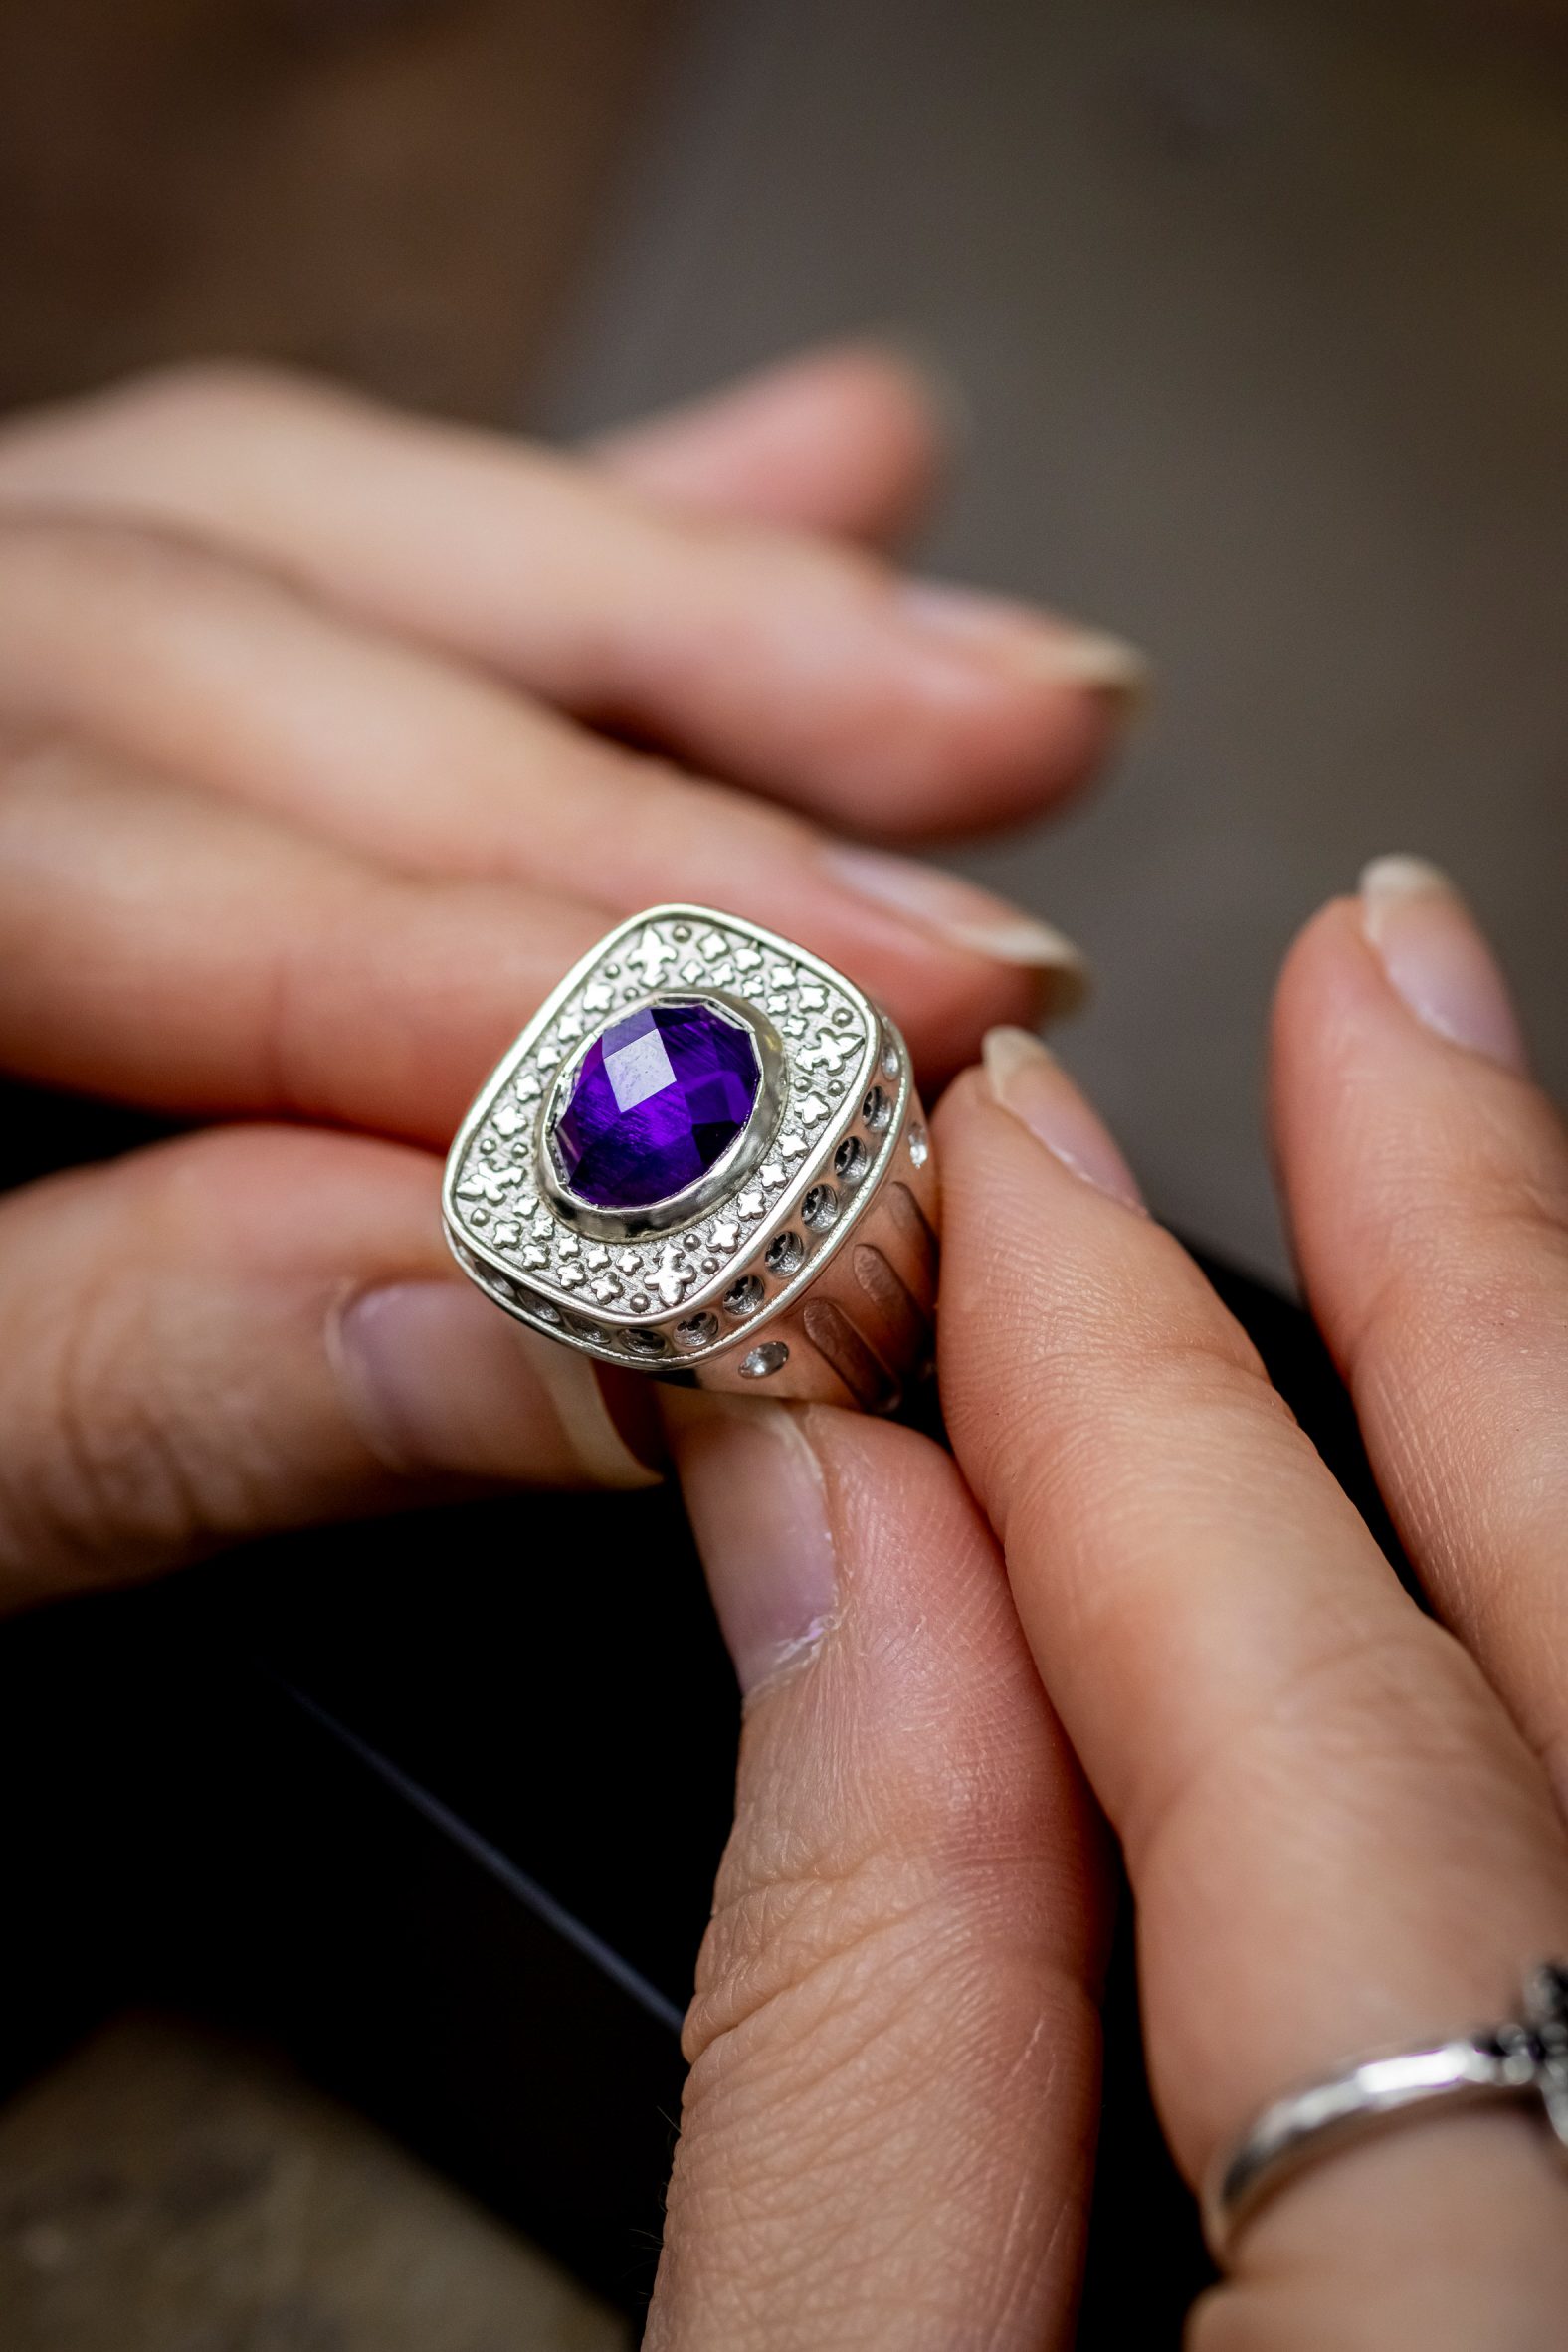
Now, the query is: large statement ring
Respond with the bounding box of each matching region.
[443,905,938,1410]
[1203,1961,1568,2262]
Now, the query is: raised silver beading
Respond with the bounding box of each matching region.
[1203,1960,1568,2263]
[443,905,939,1409]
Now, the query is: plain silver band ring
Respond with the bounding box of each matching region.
[1203,1961,1568,2264]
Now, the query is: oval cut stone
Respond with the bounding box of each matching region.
[550,998,761,1209]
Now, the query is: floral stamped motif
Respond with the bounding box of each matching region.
[443,906,912,1369]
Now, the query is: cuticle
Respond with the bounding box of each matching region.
[739,1607,841,1711]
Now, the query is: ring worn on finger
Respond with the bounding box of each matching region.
[445,905,938,1410]
[1204,1961,1568,2264]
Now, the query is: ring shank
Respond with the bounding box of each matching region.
[1202,2032,1544,2259]
[1206,1965,1568,2262]
[683,1110,937,1410]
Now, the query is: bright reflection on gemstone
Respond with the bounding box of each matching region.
[551,999,761,1210]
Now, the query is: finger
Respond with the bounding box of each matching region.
[935,1032,1568,2344]
[0,1122,661,1612]
[0,523,1085,1083]
[0,743,1068,1133]
[0,367,1143,836]
[0,746,602,1143]
[589,341,947,544]
[1273,860,1568,1801]
[645,1396,1102,2352]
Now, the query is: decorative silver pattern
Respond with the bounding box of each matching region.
[442,905,937,1401]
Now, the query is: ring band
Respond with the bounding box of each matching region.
[1203,1960,1568,2262]
[443,905,938,1410]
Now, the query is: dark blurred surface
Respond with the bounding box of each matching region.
[9,0,1565,1268]
[0,0,1558,2337]
[0,1077,1410,2342]
[0,0,681,420]
[542,0,1568,1280]
[0,2016,629,2351]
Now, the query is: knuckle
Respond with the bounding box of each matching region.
[670,1838,1092,2319]
[678,1860,991,2187]
[1341,1176,1568,1391]
[0,1263,184,1590]
[0,1164,250,1593]
[680,1564,1096,2086]
[92,356,331,436]
[0,726,58,795]
[682,1779,1068,2075]
[987,1297,1292,1517]
[1132,1611,1549,1897]
[683,1845,928,2068]
[0,499,321,660]
[0,502,220,589]
[952,1175,1275,1422]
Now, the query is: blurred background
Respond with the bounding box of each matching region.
[5,0,1568,2342]
[9,0,1568,1281]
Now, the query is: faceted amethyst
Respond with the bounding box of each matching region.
[550,998,760,1209]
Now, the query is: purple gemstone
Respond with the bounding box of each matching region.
[550,998,761,1210]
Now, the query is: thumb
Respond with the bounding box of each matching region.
[646,1396,1104,2352]
[0,1122,659,1611]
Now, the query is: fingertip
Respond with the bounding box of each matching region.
[734,837,1087,1089]
[929,1060,1005,1188]
[1269,895,1393,1188]
[1272,874,1531,1132]
[831,334,967,461]
[931,1057,993,1132]
[754,337,955,525]
[826,599,1148,839]
[592,339,949,545]
[1271,893,1366,1056]
[1358,855,1529,1074]
[935,1033,1146,1215]
[884,958,1062,1095]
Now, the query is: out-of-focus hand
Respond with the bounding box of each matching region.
[649,866,1568,2349]
[0,345,1142,1609]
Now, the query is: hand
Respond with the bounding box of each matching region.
[0,345,1141,1611]
[650,864,1568,2347]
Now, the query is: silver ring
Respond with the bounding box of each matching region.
[1203,1961,1568,2262]
[443,904,938,1410]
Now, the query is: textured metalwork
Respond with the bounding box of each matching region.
[443,905,939,1408]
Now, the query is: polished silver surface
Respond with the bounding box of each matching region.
[443,904,938,1409]
[1203,1962,1568,2263]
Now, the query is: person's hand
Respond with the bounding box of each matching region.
[0,344,1143,1612]
[649,863,1568,2347]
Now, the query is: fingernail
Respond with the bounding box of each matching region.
[331,1280,663,1490]
[1359,857,1528,1075]
[981,1026,1146,1211]
[665,1395,837,1697]
[823,844,1090,1012]
[898,581,1151,711]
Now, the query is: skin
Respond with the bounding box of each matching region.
[4,346,1565,2342]
[659,974,1568,2349]
[0,344,1127,1603]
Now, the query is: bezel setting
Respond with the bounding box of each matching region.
[535,991,788,1239]
[442,905,918,1373]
